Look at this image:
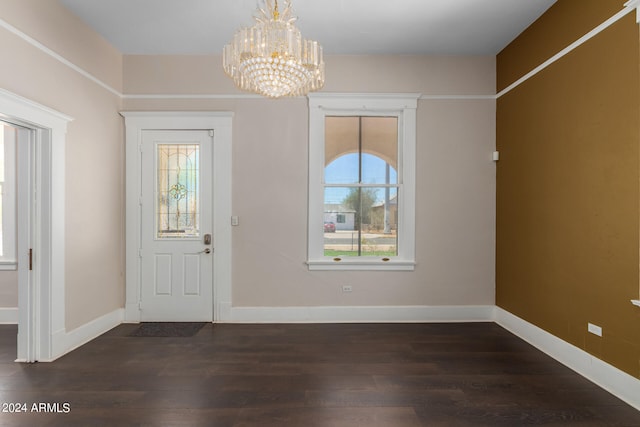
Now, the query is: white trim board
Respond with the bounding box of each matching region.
[495,307,640,411]
[498,2,638,98]
[0,307,18,324]
[45,309,123,363]
[0,18,121,98]
[0,88,72,362]
[226,305,495,323]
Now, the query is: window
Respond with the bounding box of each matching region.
[156,144,200,239]
[0,122,17,269]
[308,94,418,270]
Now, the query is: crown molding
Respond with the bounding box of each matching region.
[499,2,639,98]
[0,18,122,98]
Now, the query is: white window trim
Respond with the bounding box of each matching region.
[307,93,419,271]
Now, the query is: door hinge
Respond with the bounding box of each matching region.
[29,249,33,271]
[209,130,214,137]
[138,249,142,258]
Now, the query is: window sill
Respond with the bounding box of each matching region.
[307,259,415,271]
[632,300,640,308]
[0,261,17,271]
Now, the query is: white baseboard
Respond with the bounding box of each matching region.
[49,308,124,361]
[0,307,18,324]
[227,304,495,323]
[495,307,640,411]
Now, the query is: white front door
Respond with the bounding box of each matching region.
[140,130,213,321]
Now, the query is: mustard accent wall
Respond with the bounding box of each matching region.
[496,3,640,378]
[497,0,621,92]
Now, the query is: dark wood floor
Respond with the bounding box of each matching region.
[0,322,639,426]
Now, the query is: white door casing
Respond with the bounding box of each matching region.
[122,112,233,323]
[15,125,34,360]
[0,88,72,362]
[140,130,213,321]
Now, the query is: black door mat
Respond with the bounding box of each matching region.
[127,322,206,337]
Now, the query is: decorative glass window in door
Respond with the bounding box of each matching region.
[156,144,200,238]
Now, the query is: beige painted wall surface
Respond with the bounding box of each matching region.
[124,55,496,307]
[0,0,123,92]
[0,271,17,307]
[0,2,124,330]
[124,55,495,96]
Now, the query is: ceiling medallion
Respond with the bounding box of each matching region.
[223,0,325,98]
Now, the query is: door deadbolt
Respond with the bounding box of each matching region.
[204,234,212,245]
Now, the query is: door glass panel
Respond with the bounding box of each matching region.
[156,144,200,239]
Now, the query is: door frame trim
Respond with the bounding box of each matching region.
[0,88,72,362]
[121,112,233,323]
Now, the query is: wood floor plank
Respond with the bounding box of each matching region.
[0,323,638,426]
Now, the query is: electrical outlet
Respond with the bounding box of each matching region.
[588,323,602,337]
[342,285,352,293]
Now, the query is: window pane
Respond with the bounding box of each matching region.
[325,153,359,184]
[323,187,398,257]
[325,117,398,186]
[325,117,359,184]
[156,144,200,238]
[361,117,398,184]
[361,153,397,185]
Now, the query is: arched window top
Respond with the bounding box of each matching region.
[324,116,398,170]
[325,152,397,185]
[308,93,418,271]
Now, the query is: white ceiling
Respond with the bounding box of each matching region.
[58,0,557,56]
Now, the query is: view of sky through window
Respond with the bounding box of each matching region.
[324,153,397,204]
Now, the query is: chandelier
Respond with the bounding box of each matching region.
[222,0,325,98]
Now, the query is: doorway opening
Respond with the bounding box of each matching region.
[0,88,72,362]
[122,112,233,324]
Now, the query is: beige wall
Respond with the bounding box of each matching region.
[0,0,124,330]
[497,1,640,378]
[0,271,17,308]
[1,1,497,327]
[124,55,496,307]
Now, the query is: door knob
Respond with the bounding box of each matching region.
[199,248,211,254]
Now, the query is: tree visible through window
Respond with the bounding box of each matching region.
[308,94,417,270]
[323,116,398,257]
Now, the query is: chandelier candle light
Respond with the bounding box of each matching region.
[223,0,325,98]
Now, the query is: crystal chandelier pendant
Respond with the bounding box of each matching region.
[223,0,325,98]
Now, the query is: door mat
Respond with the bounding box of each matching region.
[127,322,206,337]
